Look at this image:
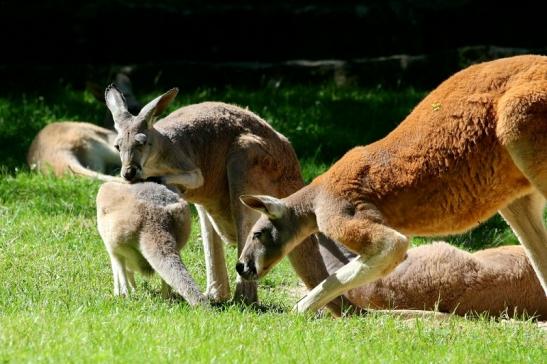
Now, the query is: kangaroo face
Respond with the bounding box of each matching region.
[114,122,151,181]
[237,195,299,280]
[105,85,178,182]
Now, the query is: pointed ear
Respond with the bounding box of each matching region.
[240,195,286,220]
[138,88,178,126]
[105,84,128,120]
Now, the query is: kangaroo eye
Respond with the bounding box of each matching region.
[114,144,120,151]
[253,232,262,239]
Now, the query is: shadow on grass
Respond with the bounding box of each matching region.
[209,300,288,315]
[139,279,289,314]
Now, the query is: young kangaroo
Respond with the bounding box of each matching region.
[238,55,547,313]
[321,241,547,319]
[104,86,352,314]
[96,181,207,306]
[27,74,141,181]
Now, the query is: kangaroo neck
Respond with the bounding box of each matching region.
[284,183,320,238]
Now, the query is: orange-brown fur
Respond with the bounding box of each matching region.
[341,243,547,319]
[239,55,547,313]
[314,55,546,236]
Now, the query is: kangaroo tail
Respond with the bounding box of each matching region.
[141,242,207,307]
[65,153,124,183]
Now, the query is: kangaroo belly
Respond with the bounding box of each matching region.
[375,145,532,236]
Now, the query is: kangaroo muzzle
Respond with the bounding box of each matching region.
[122,165,141,182]
[236,260,257,280]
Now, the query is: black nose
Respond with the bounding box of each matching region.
[123,166,136,180]
[236,261,257,279]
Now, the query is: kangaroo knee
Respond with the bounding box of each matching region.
[378,233,409,276]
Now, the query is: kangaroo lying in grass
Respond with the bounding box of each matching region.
[320,241,547,319]
[28,122,122,181]
[27,73,140,181]
[104,86,350,313]
[96,181,207,306]
[237,55,547,313]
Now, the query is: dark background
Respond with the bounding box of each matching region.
[1,0,545,246]
[1,0,547,91]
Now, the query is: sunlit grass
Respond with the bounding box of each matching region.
[1,84,545,362]
[0,173,545,363]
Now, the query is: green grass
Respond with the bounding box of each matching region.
[0,83,517,249]
[1,84,545,362]
[1,173,545,363]
[0,83,425,172]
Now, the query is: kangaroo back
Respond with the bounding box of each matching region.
[345,243,547,319]
[97,181,206,306]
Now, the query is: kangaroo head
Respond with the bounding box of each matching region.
[237,195,302,280]
[105,85,178,182]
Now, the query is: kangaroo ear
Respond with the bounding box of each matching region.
[138,88,178,127]
[240,195,286,220]
[105,84,128,118]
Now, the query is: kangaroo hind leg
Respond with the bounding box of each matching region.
[110,255,131,296]
[139,232,207,307]
[226,153,260,305]
[196,205,231,303]
[497,83,547,294]
[499,192,547,294]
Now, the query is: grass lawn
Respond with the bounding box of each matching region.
[0,84,545,362]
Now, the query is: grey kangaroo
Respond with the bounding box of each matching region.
[97,181,207,306]
[104,85,353,314]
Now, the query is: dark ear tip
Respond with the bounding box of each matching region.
[105,83,118,97]
[105,83,127,105]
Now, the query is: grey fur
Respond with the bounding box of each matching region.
[105,87,355,315]
[96,181,207,307]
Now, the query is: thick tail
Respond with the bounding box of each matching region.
[141,245,208,307]
[65,154,124,183]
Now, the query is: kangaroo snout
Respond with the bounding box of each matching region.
[122,165,140,181]
[236,260,257,280]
